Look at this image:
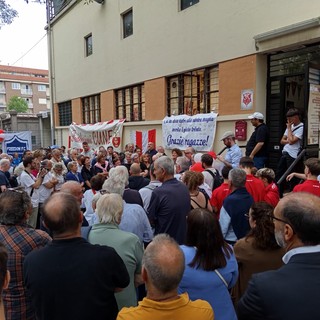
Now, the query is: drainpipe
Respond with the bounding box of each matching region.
[46,0,56,145]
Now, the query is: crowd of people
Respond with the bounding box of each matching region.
[0,109,319,320]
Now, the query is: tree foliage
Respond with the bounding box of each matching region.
[0,0,45,29]
[7,96,28,113]
[0,0,18,27]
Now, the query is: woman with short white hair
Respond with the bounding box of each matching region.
[88,193,144,310]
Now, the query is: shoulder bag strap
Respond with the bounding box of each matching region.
[204,169,215,179]
[24,170,34,197]
[214,269,228,288]
[292,124,303,133]
[190,197,203,208]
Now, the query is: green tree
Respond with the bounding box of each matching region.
[7,96,28,113]
[0,0,18,27]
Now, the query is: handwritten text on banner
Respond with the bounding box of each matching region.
[162,113,217,151]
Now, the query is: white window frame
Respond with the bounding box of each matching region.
[12,82,21,90]
[38,84,46,92]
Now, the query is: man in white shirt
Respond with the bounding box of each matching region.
[20,156,48,228]
[276,108,304,196]
[38,160,58,228]
[81,142,95,159]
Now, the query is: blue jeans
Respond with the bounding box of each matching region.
[253,156,267,170]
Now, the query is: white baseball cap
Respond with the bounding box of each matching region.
[221,131,235,140]
[248,112,264,120]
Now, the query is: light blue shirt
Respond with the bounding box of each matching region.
[225,144,242,168]
[93,201,154,243]
[219,206,237,242]
[120,201,154,243]
[139,181,162,212]
[179,245,238,320]
[282,244,320,264]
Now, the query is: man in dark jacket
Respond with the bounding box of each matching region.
[128,163,150,190]
[23,192,129,320]
[219,168,253,245]
[238,192,320,320]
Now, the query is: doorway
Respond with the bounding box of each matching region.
[266,44,320,171]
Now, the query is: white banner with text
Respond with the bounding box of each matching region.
[162,113,218,151]
[69,119,125,151]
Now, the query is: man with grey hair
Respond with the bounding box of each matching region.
[0,158,11,192]
[219,168,253,244]
[117,234,213,320]
[0,189,51,319]
[184,147,196,166]
[147,156,190,244]
[100,177,153,245]
[174,156,190,180]
[50,148,67,175]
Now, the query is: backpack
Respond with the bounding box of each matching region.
[204,169,223,191]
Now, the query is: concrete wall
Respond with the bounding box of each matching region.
[50,0,320,101]
[0,112,52,149]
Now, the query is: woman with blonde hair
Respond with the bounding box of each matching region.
[182,171,212,211]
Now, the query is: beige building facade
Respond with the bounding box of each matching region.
[48,0,320,169]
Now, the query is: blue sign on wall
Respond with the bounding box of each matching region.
[3,132,32,158]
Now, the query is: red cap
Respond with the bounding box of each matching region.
[207,151,217,159]
[189,162,204,172]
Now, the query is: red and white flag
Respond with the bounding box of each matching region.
[131,129,156,153]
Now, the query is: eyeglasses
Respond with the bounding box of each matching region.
[7,188,24,194]
[268,214,295,232]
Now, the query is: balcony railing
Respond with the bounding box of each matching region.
[47,0,72,21]
[21,89,33,95]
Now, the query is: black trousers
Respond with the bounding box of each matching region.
[276,151,302,197]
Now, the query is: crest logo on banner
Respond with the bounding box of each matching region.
[2,132,32,158]
[162,113,218,151]
[69,119,125,151]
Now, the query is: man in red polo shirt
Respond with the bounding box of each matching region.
[210,165,231,218]
[239,156,265,202]
[290,158,320,196]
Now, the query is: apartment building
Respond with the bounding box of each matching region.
[47,0,320,169]
[0,65,50,114]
